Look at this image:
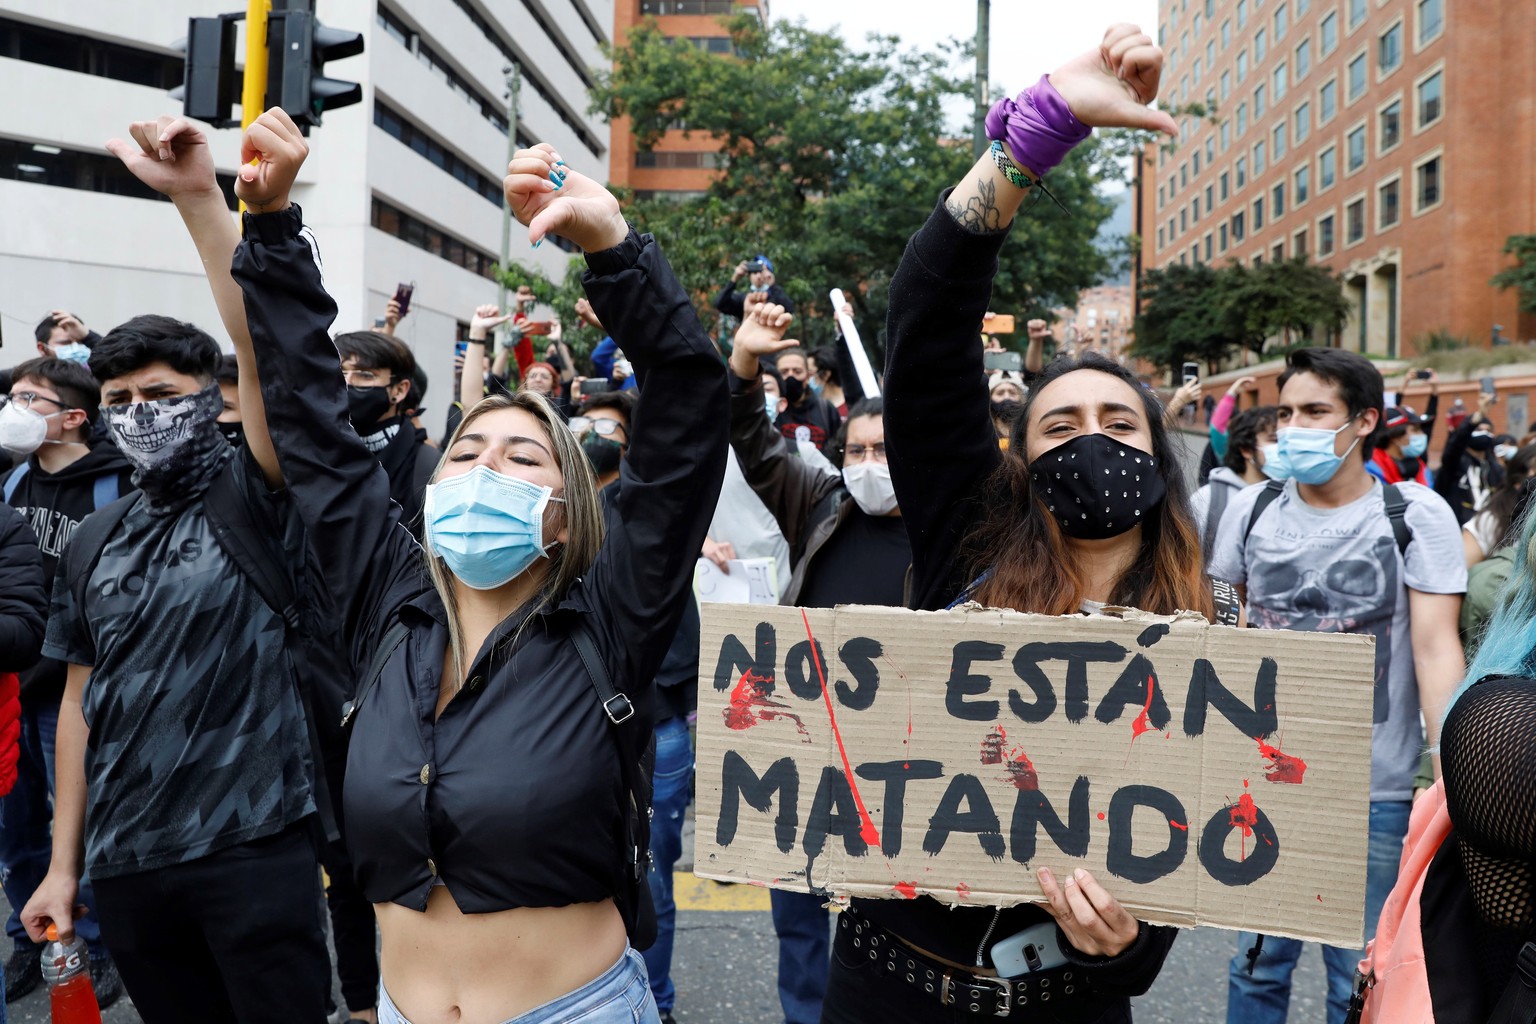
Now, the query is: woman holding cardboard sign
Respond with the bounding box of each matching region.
[840,25,1198,1023]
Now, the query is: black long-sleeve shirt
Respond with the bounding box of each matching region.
[713,280,795,319]
[234,208,727,915]
[875,193,1177,1007]
[0,503,44,674]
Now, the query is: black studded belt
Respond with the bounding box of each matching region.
[836,908,1089,1018]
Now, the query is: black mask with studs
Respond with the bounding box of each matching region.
[1030,433,1167,540]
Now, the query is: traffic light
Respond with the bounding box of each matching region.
[266,9,364,130]
[170,16,241,128]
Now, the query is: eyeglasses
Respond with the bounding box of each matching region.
[844,442,888,463]
[569,417,628,442]
[341,369,393,387]
[0,392,66,413]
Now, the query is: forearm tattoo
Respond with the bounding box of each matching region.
[945,176,1006,234]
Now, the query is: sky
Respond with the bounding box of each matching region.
[765,0,1161,138]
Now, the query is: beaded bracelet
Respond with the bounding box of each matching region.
[989,139,1036,191]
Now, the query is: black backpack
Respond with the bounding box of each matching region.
[65,462,347,845]
[341,609,660,950]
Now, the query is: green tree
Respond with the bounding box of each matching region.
[1213,257,1349,358]
[1491,234,1536,313]
[1128,262,1233,374]
[591,15,1124,362]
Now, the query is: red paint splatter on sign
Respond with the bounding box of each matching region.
[1169,820,1189,831]
[1256,737,1308,784]
[1131,675,1157,740]
[893,881,917,899]
[803,610,882,848]
[1097,812,1107,821]
[1228,792,1260,862]
[980,727,1037,790]
[1316,895,1324,903]
[723,670,812,742]
[981,729,1007,765]
[956,883,972,900]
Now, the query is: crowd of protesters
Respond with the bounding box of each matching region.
[0,22,1526,1024]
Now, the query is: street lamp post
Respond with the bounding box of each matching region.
[498,62,522,316]
[973,0,990,159]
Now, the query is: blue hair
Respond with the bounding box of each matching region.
[1459,498,1536,715]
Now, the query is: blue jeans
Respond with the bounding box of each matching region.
[641,715,692,1015]
[1227,799,1412,1024]
[770,889,830,1024]
[378,948,659,1024]
[0,702,102,952]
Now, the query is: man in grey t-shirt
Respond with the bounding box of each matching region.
[1209,348,1465,1024]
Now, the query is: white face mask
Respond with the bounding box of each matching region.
[0,401,50,455]
[842,461,898,516]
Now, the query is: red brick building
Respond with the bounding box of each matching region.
[1056,284,1135,360]
[608,1,768,197]
[1134,0,1536,355]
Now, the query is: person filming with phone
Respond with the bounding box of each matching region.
[715,253,795,319]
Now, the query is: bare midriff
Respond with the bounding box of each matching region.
[376,890,627,1024]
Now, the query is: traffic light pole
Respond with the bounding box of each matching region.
[973,0,990,159]
[242,0,271,130]
[498,62,522,316]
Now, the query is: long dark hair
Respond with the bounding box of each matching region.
[968,354,1214,619]
[1484,444,1536,550]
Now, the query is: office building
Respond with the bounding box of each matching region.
[1135,0,1536,354]
[0,0,610,438]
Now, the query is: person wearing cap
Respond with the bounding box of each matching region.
[715,254,795,319]
[1434,389,1505,530]
[1369,405,1436,486]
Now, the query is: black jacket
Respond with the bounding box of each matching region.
[234,207,726,914]
[2,446,136,703]
[374,418,439,539]
[714,280,795,319]
[878,193,1177,1009]
[0,502,45,674]
[1433,411,1495,525]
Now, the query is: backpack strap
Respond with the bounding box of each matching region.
[1381,482,1413,558]
[2,463,28,505]
[1243,479,1287,550]
[92,472,120,512]
[1202,481,1233,566]
[67,494,141,617]
[1488,944,1536,1024]
[340,622,409,729]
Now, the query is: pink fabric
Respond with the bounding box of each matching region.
[1211,393,1238,434]
[1357,781,1450,1024]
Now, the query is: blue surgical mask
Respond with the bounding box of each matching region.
[1277,419,1361,485]
[1258,442,1292,481]
[1402,433,1428,459]
[51,343,91,365]
[424,465,563,590]
[764,394,779,421]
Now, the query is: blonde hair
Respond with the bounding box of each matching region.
[424,391,606,680]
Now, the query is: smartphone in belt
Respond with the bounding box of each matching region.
[989,922,1069,979]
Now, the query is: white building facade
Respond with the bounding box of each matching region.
[0,0,610,438]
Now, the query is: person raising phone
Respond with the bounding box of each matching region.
[850,26,1199,1023]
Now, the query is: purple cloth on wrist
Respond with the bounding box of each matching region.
[984,74,1092,178]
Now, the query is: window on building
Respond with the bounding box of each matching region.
[1319,213,1335,254]
[1273,119,1287,158]
[1193,56,1203,85]
[1207,0,1216,18]
[1253,195,1265,229]
[1417,69,1443,127]
[1379,178,1401,228]
[1298,0,1311,14]
[1418,0,1444,45]
[1221,120,1231,151]
[1295,100,1311,143]
[1274,2,1288,38]
[1206,183,1215,210]
[1181,163,1189,188]
[1294,228,1309,255]
[0,16,185,89]
[1204,232,1214,259]
[1296,164,1311,202]
[639,0,737,12]
[375,101,504,207]
[1318,79,1338,125]
[1255,82,1268,118]
[1320,146,1337,189]
[1221,171,1230,201]
[1195,11,1203,35]
[1347,124,1366,171]
[1181,207,1188,232]
[1237,101,1248,136]
[1237,155,1248,188]
[1346,197,1367,243]
[1347,53,1367,101]
[1238,49,1249,82]
[1415,154,1442,211]
[1238,0,1249,28]
[1207,39,1216,71]
[1349,0,1367,29]
[1221,69,1231,101]
[1380,98,1402,150]
[1194,194,1201,221]
[1221,222,1230,251]
[1379,21,1404,73]
[0,135,238,209]
[1255,138,1268,174]
[1273,180,1287,216]
[1255,27,1269,63]
[1296,38,1311,80]
[1321,12,1338,55]
[1222,19,1232,48]
[372,197,507,278]
[1274,62,1288,100]
[1206,136,1216,164]
[634,150,725,169]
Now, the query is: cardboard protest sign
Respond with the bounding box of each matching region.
[695,604,1377,947]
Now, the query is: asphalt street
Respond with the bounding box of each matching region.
[4,426,1336,1023]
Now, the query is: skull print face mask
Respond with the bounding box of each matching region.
[102,383,227,500]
